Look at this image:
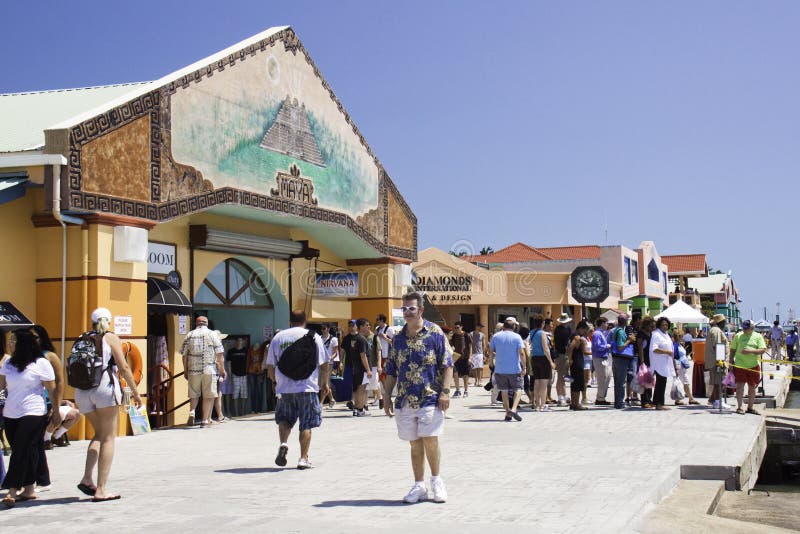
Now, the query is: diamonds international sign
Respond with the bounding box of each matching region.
[0,302,33,327]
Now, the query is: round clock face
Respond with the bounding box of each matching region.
[574,269,605,300]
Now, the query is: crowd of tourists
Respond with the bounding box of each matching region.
[0,294,783,507]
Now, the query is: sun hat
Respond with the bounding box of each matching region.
[557,313,572,324]
[709,314,726,325]
[91,307,112,323]
[214,330,229,340]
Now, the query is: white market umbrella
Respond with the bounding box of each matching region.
[656,300,709,324]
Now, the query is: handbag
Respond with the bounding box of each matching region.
[638,363,656,389]
[722,370,736,388]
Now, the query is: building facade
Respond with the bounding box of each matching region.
[0,27,417,426]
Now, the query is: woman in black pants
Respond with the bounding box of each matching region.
[0,329,59,507]
[636,317,655,409]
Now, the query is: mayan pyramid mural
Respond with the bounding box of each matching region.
[259,96,326,167]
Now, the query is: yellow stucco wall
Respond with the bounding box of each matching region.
[0,195,38,320]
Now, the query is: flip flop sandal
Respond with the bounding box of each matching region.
[736,408,745,415]
[13,495,36,502]
[2,496,15,508]
[91,495,122,503]
[77,483,97,496]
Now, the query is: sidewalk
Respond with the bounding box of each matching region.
[2,382,767,533]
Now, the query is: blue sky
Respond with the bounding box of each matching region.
[3,1,798,320]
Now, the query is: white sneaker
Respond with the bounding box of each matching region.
[431,478,447,503]
[712,400,731,410]
[297,457,314,470]
[403,483,428,503]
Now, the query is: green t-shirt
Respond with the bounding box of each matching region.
[730,331,766,368]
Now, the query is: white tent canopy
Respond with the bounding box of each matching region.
[656,300,709,324]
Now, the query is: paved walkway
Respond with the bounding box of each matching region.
[2,381,768,533]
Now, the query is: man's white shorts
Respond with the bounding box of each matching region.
[395,404,445,441]
[365,366,381,391]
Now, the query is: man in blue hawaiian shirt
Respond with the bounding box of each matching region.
[384,291,453,504]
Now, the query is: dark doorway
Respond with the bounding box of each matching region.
[459,313,475,333]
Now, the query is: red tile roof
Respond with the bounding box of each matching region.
[661,254,707,274]
[536,245,601,261]
[464,243,601,263]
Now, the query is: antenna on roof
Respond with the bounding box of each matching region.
[603,210,608,246]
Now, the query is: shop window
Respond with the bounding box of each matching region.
[647,259,660,282]
[624,257,631,285]
[195,259,274,308]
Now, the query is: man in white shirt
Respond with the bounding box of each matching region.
[266,310,330,470]
[769,321,784,359]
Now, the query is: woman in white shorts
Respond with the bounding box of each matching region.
[672,331,699,405]
[74,308,142,502]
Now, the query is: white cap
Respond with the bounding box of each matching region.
[91,307,112,323]
[506,316,519,325]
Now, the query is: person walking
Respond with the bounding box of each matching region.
[786,328,798,362]
[383,292,453,503]
[636,317,656,409]
[319,325,338,408]
[730,319,766,415]
[649,318,676,410]
[0,329,58,507]
[552,314,573,407]
[704,314,730,409]
[450,322,472,398]
[361,320,383,409]
[489,318,526,421]
[529,316,557,412]
[343,320,370,416]
[567,321,591,411]
[591,317,612,405]
[610,315,636,409]
[226,337,249,417]
[75,308,142,502]
[769,320,783,360]
[672,331,699,405]
[247,342,265,413]
[266,310,330,469]
[469,323,488,386]
[181,316,226,427]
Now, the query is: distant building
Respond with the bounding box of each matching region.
[662,254,741,328]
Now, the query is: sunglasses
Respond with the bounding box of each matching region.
[400,306,419,313]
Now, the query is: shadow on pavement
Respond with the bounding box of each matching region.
[21,496,82,507]
[215,467,285,474]
[314,499,408,508]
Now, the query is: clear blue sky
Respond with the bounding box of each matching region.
[3,1,798,321]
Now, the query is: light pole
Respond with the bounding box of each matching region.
[777,302,781,324]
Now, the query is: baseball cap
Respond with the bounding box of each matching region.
[348,319,357,326]
[506,316,519,325]
[742,319,753,329]
[91,307,112,323]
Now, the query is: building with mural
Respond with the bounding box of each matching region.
[0,26,416,427]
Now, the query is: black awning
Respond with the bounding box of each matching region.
[0,301,33,328]
[147,278,192,315]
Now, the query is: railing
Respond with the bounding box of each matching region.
[148,363,184,429]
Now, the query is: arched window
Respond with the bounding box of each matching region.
[195,259,274,308]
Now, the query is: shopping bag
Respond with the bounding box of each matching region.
[722,370,736,388]
[670,381,685,401]
[129,406,151,435]
[629,370,643,395]
[638,363,656,389]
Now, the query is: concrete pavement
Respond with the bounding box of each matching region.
[1,380,771,533]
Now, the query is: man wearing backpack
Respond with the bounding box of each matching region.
[266,310,330,470]
[181,316,226,428]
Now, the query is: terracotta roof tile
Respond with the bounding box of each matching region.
[464,243,601,263]
[661,254,707,274]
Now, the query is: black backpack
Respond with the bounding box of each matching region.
[67,332,114,390]
[277,330,318,380]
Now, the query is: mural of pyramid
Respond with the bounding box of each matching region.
[259,96,326,167]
